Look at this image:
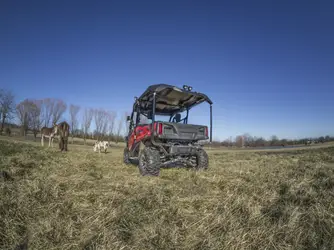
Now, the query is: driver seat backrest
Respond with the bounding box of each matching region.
[174,113,181,123]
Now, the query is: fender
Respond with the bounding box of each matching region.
[128,124,152,151]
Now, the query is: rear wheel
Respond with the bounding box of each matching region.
[123,147,131,164]
[138,147,161,176]
[195,148,209,170]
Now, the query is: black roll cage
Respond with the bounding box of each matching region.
[127,91,213,144]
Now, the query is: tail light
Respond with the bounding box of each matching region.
[154,122,163,135]
[205,127,208,137]
[158,123,163,135]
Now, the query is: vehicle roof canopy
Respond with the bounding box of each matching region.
[136,84,213,116]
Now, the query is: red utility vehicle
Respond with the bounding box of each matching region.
[123,84,213,176]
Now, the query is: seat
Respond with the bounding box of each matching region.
[172,113,181,123]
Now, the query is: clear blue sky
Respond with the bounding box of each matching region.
[1,0,333,140]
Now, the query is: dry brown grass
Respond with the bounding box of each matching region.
[1,139,334,250]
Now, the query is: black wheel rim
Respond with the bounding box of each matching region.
[138,153,148,175]
[141,153,147,168]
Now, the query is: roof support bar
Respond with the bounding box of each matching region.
[210,104,213,143]
[151,92,156,141]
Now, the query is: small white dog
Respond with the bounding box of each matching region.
[93,141,109,153]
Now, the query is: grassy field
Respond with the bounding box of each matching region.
[4,130,126,148]
[1,138,334,250]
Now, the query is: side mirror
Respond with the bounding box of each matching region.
[126,116,131,121]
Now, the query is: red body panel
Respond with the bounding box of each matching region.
[128,124,152,150]
[127,122,208,152]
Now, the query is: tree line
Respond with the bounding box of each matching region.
[1,88,333,147]
[209,134,334,148]
[0,88,127,144]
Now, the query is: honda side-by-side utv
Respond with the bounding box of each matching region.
[123,84,213,176]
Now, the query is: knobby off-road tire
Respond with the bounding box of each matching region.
[138,147,161,176]
[123,147,131,164]
[195,148,209,170]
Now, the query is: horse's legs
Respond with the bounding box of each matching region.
[59,136,64,151]
[64,137,68,151]
[41,135,44,146]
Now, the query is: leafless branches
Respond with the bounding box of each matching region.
[16,100,29,136]
[16,99,42,137]
[115,112,126,143]
[0,89,15,133]
[107,111,116,143]
[51,99,67,125]
[27,100,43,138]
[40,98,67,127]
[82,108,94,144]
[12,91,128,144]
[40,99,51,127]
[93,108,109,141]
[69,104,81,143]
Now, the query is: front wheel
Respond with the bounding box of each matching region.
[195,148,209,170]
[138,147,161,176]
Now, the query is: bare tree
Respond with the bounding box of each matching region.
[107,111,116,143]
[115,112,126,143]
[242,133,254,147]
[0,89,15,133]
[69,104,80,143]
[235,135,244,148]
[16,100,29,136]
[40,98,67,127]
[40,98,53,127]
[93,108,109,141]
[82,108,94,144]
[16,99,41,137]
[16,99,43,138]
[27,100,43,139]
[270,135,279,146]
[51,99,67,124]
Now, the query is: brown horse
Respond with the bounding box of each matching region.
[56,121,70,152]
